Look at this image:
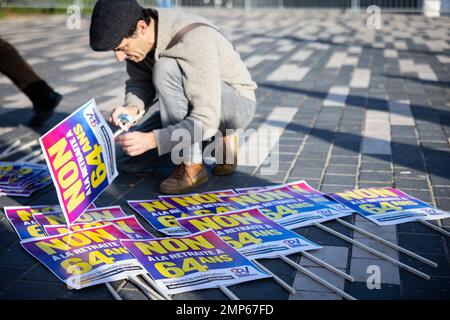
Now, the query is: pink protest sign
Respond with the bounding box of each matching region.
[39,99,118,225]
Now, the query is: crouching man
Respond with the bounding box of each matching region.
[89,0,257,194]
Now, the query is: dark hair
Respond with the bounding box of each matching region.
[126,8,157,37]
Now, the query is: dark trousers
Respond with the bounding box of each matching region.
[0,37,54,107]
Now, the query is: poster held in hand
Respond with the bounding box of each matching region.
[39,99,118,225]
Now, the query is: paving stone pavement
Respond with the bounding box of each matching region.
[0,9,449,300]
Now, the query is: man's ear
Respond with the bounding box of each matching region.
[137,20,148,35]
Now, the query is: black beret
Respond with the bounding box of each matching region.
[90,0,143,51]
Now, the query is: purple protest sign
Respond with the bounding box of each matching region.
[21,224,146,289]
[220,186,341,229]
[121,230,269,295]
[4,205,60,240]
[177,208,321,260]
[128,199,189,236]
[160,189,238,215]
[44,215,154,240]
[329,187,450,225]
[33,205,127,229]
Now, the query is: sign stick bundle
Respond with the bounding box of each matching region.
[176,207,357,299]
[4,204,165,299]
[152,189,356,297]
[224,182,445,280]
[238,182,440,267]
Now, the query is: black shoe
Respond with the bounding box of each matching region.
[27,91,63,127]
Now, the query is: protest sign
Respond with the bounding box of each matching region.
[219,186,340,229]
[3,175,53,197]
[21,224,146,289]
[285,181,353,220]
[235,187,267,194]
[0,162,23,185]
[0,162,52,197]
[39,99,118,225]
[236,181,353,218]
[128,199,188,236]
[33,205,126,228]
[4,205,61,240]
[8,164,48,188]
[177,208,321,260]
[121,230,269,295]
[160,190,238,216]
[328,187,450,225]
[44,216,153,240]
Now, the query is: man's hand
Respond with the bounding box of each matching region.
[116,131,157,157]
[109,105,140,129]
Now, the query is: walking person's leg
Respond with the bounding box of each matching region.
[0,38,62,127]
[0,38,41,90]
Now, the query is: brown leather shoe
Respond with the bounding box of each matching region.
[213,134,238,176]
[159,163,209,195]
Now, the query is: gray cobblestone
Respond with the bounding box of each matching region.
[1,9,449,300]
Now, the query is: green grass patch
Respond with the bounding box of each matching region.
[0,7,93,19]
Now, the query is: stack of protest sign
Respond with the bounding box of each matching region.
[3,203,273,296]
[177,208,321,260]
[128,188,355,298]
[4,182,449,298]
[4,98,449,299]
[0,162,52,197]
[231,182,448,277]
[219,185,351,229]
[5,203,169,296]
[128,190,238,236]
[124,181,448,298]
[1,100,273,298]
[234,181,450,230]
[21,224,147,289]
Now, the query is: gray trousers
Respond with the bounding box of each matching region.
[116,57,256,173]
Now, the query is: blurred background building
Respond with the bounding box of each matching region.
[0,0,448,15]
